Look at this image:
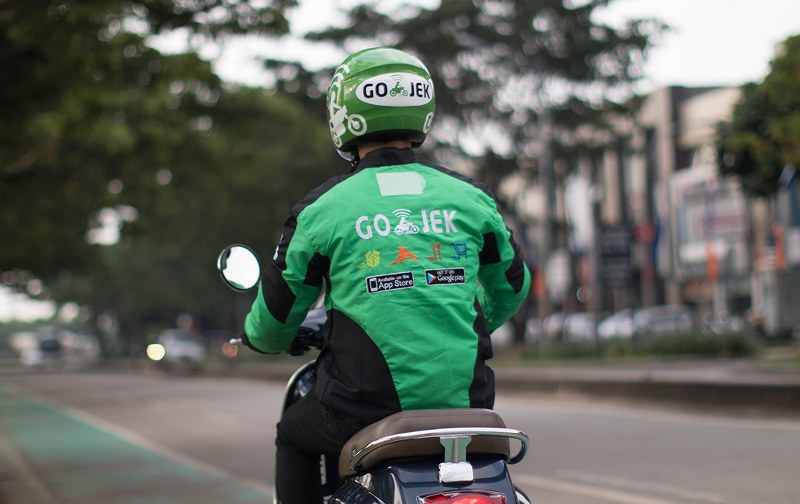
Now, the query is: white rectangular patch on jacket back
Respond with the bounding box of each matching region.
[376,172,426,196]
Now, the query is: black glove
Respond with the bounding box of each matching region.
[287,330,314,356]
[240,333,276,355]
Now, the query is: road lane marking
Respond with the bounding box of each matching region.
[557,470,734,504]
[514,474,679,504]
[0,426,61,503]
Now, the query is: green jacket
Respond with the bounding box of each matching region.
[245,147,530,423]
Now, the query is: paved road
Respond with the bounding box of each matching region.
[2,368,799,504]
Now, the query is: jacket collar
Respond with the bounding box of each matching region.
[355,147,416,171]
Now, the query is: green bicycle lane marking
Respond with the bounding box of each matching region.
[0,383,271,504]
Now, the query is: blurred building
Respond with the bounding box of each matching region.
[586,85,800,334]
[500,80,800,338]
[597,87,752,312]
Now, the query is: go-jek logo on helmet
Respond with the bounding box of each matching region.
[356,73,433,107]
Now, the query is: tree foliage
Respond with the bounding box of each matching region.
[0,0,294,279]
[50,88,337,350]
[718,34,800,197]
[1,0,340,350]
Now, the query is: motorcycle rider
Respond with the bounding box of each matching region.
[241,47,531,503]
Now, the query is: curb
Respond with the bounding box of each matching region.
[494,370,800,416]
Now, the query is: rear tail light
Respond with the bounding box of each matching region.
[418,491,506,504]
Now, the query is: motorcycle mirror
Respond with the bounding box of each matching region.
[217,244,261,291]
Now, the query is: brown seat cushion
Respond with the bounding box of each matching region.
[339,408,511,477]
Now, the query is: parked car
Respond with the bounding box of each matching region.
[562,312,607,342]
[598,309,636,340]
[147,329,206,373]
[12,327,100,369]
[524,317,542,344]
[18,334,63,368]
[633,305,693,336]
[542,311,567,341]
[703,311,747,334]
[490,322,515,350]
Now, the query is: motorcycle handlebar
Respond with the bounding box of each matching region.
[229,332,321,356]
[231,308,325,355]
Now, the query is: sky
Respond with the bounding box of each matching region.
[200,0,800,91]
[594,0,800,90]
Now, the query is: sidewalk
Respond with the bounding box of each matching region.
[492,357,800,416]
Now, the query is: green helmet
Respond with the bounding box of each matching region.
[326,47,435,155]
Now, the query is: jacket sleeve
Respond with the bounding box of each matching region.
[476,207,531,333]
[243,213,326,353]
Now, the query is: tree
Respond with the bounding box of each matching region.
[718,34,800,197]
[0,0,295,280]
[1,1,345,353]
[48,83,339,350]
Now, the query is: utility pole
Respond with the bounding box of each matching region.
[589,156,603,355]
[537,109,555,347]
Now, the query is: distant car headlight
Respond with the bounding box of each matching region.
[146,343,166,361]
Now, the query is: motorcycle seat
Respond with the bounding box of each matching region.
[339,408,511,477]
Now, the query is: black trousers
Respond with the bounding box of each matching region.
[275,394,368,503]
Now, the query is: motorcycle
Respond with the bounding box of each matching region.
[217,244,532,504]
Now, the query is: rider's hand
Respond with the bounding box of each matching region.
[240,332,276,355]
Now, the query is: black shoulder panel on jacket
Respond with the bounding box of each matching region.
[479,232,501,265]
[504,235,527,294]
[263,262,296,324]
[304,253,330,287]
[469,299,495,409]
